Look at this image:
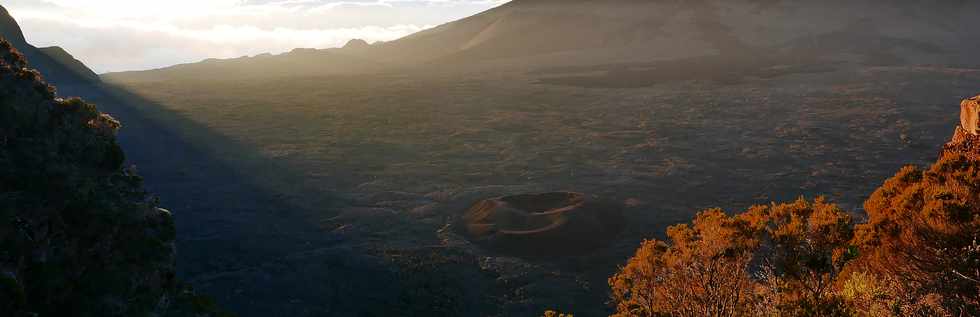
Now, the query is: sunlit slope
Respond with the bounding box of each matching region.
[371,0,980,66]
[106,0,980,83]
[103,48,388,83]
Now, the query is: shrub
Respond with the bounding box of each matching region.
[611,130,980,316]
[609,209,760,317]
[610,198,857,316]
[851,150,980,315]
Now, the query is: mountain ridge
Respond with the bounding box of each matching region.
[104,0,980,83]
[0,5,100,86]
[0,5,26,46]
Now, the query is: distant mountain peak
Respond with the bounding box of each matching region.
[0,4,100,84]
[343,38,370,49]
[0,5,26,45]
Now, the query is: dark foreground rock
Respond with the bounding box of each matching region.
[0,39,225,317]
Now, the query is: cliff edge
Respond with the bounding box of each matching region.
[0,39,225,317]
[944,95,980,160]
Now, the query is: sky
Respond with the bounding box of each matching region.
[4,0,509,73]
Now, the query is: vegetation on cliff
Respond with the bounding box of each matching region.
[0,39,226,316]
[610,104,980,316]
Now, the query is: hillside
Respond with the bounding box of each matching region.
[0,5,99,86]
[103,46,386,83]
[380,0,979,64]
[0,39,226,317]
[105,0,980,82]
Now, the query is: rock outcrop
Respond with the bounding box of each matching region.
[462,192,624,256]
[0,39,223,317]
[961,95,978,135]
[945,95,980,160]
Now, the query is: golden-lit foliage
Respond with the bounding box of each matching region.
[612,199,858,317]
[542,310,574,317]
[852,150,980,315]
[609,209,761,317]
[611,141,980,316]
[836,271,895,316]
[761,198,856,313]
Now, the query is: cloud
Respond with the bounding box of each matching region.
[4,0,508,72]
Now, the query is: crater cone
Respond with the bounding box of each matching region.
[462,192,624,256]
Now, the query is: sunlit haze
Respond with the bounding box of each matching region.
[4,0,508,73]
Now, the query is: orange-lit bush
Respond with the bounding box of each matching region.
[760,198,856,315]
[611,199,859,316]
[611,126,980,316]
[609,209,761,317]
[852,149,980,315]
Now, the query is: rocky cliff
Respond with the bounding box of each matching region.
[944,95,980,160]
[0,39,224,317]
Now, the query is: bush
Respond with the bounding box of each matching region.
[609,209,760,317]
[610,198,859,316]
[610,129,980,316]
[851,150,980,315]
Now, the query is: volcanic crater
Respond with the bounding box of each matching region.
[461,192,625,256]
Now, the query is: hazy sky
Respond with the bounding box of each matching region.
[4,0,508,73]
